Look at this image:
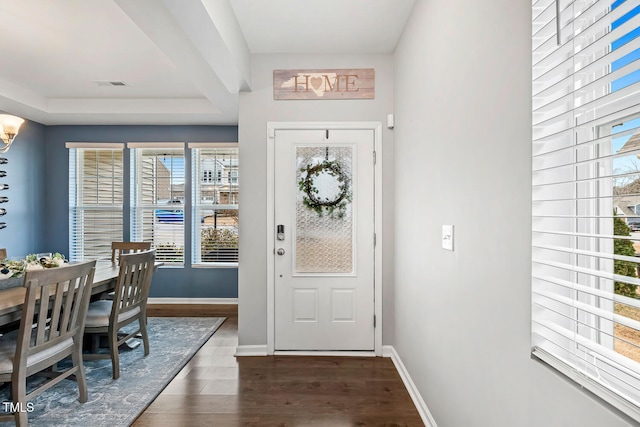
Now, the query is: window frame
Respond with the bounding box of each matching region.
[128,142,186,266]
[532,0,640,421]
[189,142,239,267]
[67,143,125,262]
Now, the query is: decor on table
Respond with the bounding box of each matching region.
[298,146,351,219]
[0,252,68,279]
[26,252,68,270]
[0,258,24,279]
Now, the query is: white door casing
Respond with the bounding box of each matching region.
[266,122,383,355]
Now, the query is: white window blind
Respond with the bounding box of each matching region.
[68,144,124,261]
[532,0,640,420]
[129,143,185,265]
[190,143,239,265]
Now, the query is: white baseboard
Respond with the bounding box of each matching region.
[147,297,238,305]
[275,351,376,357]
[383,345,438,427]
[235,345,268,356]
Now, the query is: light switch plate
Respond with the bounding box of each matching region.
[442,225,454,251]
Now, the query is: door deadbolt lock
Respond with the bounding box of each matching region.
[277,248,285,256]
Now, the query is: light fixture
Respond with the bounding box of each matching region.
[0,114,24,153]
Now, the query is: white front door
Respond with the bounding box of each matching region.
[274,129,375,350]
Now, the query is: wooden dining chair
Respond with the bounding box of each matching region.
[0,261,96,426]
[84,250,155,379]
[110,241,151,264]
[0,248,6,260]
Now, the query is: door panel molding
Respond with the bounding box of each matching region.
[266,121,383,355]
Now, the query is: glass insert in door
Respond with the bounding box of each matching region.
[295,145,354,274]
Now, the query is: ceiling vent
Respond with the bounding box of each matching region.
[94,81,127,87]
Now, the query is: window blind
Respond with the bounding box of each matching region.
[129,144,185,265]
[68,145,124,261]
[532,0,640,420]
[189,143,239,265]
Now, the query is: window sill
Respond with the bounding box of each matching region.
[532,347,640,423]
[191,263,238,269]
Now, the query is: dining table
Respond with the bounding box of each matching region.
[0,259,158,331]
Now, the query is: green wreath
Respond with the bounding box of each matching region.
[298,159,351,218]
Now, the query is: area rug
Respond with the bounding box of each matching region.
[0,317,225,427]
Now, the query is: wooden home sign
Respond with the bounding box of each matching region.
[273,68,374,100]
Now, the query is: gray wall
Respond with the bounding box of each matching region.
[393,0,633,426]
[237,53,395,346]
[43,125,238,298]
[0,120,46,257]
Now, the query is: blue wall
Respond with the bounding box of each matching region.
[1,121,46,258]
[44,125,239,298]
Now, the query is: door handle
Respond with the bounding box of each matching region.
[277,248,285,256]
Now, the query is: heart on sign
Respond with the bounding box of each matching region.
[310,77,323,90]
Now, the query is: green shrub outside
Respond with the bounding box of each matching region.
[614,216,639,299]
[201,228,238,249]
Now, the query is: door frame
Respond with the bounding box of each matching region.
[266,121,383,356]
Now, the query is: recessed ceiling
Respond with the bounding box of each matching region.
[0,0,416,126]
[228,0,416,54]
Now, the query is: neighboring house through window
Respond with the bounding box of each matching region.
[190,143,239,265]
[129,143,185,265]
[69,142,239,267]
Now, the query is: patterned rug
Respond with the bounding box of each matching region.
[0,317,225,427]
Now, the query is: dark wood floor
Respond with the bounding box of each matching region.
[133,305,423,427]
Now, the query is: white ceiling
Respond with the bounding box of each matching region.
[0,0,416,126]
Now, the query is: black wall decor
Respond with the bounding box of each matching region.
[0,156,6,229]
